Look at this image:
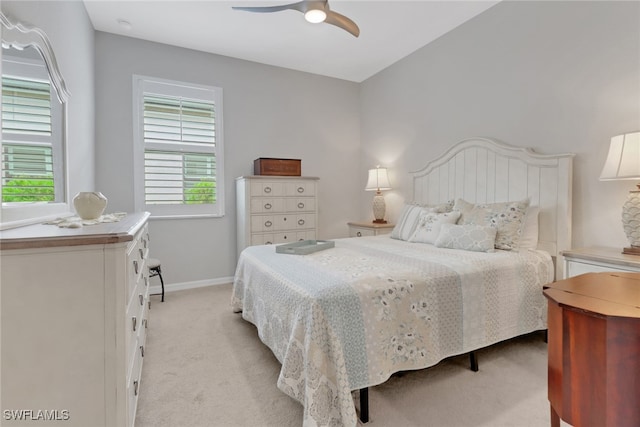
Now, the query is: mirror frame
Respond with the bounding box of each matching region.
[1,12,71,229]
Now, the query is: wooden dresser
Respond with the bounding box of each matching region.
[236,176,318,257]
[543,272,640,427]
[0,212,151,427]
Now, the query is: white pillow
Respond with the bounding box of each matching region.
[408,211,461,244]
[454,198,529,251]
[518,206,539,250]
[390,204,426,241]
[434,223,497,252]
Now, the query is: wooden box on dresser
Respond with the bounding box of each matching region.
[0,212,151,427]
[236,176,319,257]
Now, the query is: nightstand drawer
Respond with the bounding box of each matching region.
[347,221,394,238]
[349,226,376,237]
[562,247,640,279]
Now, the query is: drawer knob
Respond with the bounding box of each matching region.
[264,186,272,193]
[140,345,145,358]
[133,260,139,275]
[139,248,144,259]
[132,316,137,332]
[264,203,272,210]
[265,220,272,228]
[284,235,287,240]
[133,380,139,396]
[297,187,304,193]
[298,202,305,209]
[148,301,151,310]
[298,219,305,226]
[139,294,144,305]
[357,231,362,237]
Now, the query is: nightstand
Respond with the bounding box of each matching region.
[562,246,640,279]
[348,221,394,237]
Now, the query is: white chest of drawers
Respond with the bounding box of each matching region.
[0,212,151,427]
[236,176,319,256]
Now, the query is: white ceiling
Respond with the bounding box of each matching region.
[83,0,499,82]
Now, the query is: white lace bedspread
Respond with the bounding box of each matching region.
[231,236,553,427]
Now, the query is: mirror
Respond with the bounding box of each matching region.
[1,12,70,227]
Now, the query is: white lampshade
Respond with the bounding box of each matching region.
[365,166,391,192]
[600,132,640,180]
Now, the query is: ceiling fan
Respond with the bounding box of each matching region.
[232,0,360,38]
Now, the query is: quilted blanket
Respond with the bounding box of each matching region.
[231,236,553,427]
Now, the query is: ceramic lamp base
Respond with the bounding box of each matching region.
[372,192,386,223]
[622,190,640,254]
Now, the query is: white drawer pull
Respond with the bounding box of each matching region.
[298,202,305,209]
[297,187,304,193]
[139,248,144,259]
[139,294,144,305]
[143,318,148,329]
[133,380,139,396]
[264,203,272,210]
[264,186,272,193]
[265,220,272,228]
[140,345,145,358]
[132,316,137,332]
[144,277,148,287]
[133,260,139,275]
[298,219,305,226]
[148,301,151,310]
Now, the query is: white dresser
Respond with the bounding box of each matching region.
[236,176,319,256]
[0,212,151,427]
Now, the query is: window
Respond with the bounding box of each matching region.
[1,48,66,227]
[133,76,224,218]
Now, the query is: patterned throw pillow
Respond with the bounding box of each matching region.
[408,210,461,244]
[390,201,455,241]
[434,223,497,252]
[454,198,530,250]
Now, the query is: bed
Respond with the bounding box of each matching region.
[231,138,574,427]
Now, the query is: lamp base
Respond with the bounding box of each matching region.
[622,246,640,256]
[372,219,388,224]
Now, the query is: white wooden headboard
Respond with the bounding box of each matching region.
[411,138,574,279]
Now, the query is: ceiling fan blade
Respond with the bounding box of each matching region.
[232,1,306,14]
[325,10,360,37]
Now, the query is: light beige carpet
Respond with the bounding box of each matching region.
[136,285,558,427]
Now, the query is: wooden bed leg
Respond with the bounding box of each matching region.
[359,388,369,423]
[469,351,479,372]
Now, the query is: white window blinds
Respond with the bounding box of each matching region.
[134,76,224,217]
[2,76,55,202]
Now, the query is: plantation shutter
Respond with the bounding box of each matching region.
[1,76,55,202]
[143,95,217,205]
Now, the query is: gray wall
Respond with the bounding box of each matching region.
[360,0,640,249]
[2,1,96,201]
[94,33,361,284]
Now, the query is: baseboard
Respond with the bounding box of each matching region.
[148,276,233,295]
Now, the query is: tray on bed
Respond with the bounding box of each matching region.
[275,239,335,255]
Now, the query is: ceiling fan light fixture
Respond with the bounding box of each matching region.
[304,9,327,24]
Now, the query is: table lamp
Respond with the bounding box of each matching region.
[365,166,391,224]
[600,131,640,254]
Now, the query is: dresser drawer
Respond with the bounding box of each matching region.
[285,198,315,212]
[127,343,143,427]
